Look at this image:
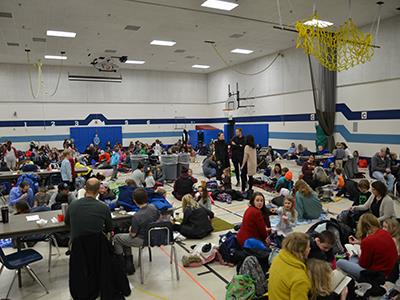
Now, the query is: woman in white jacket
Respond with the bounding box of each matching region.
[351,180,395,222]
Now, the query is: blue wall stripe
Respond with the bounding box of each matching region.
[0,103,399,129]
[122,131,182,138]
[269,131,316,140]
[0,134,70,143]
[335,125,400,144]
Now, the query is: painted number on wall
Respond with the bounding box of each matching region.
[125,120,129,125]
[361,112,367,120]
[310,113,315,121]
[75,121,79,126]
[51,121,56,127]
[24,122,27,127]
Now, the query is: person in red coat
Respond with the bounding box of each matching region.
[237,192,271,247]
[337,213,397,279]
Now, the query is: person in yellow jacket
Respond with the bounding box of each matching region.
[268,232,311,300]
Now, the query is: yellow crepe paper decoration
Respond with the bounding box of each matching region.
[295,15,374,71]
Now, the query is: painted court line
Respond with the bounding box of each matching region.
[159,246,217,300]
[135,286,169,300]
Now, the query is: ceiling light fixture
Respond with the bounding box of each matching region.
[303,19,333,28]
[46,30,77,38]
[201,0,238,11]
[231,48,254,54]
[192,64,210,69]
[125,60,145,64]
[44,55,67,60]
[150,40,176,46]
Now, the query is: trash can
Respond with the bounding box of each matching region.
[160,155,178,181]
[130,154,148,170]
[177,153,190,176]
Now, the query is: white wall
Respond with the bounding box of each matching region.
[1,16,400,155]
[206,15,400,157]
[0,64,209,148]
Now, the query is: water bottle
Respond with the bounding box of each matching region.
[61,203,68,216]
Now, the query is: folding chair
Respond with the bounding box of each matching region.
[138,221,180,284]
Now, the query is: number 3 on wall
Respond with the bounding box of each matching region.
[75,121,79,126]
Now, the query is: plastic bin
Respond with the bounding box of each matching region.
[177,153,190,176]
[160,155,178,181]
[130,154,148,170]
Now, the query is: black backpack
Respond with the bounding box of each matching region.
[307,218,354,254]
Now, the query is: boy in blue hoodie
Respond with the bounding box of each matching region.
[110,147,120,180]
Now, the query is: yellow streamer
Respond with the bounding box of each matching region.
[295,14,374,71]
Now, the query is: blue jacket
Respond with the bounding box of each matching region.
[9,187,34,207]
[61,159,72,181]
[110,152,120,167]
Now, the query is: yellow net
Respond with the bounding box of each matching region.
[295,14,374,71]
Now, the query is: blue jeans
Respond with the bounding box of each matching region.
[337,256,365,280]
[373,171,395,192]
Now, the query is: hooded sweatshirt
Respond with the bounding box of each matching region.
[268,249,311,300]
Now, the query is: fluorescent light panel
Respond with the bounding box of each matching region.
[46,30,76,38]
[303,19,333,28]
[125,60,145,64]
[192,64,210,69]
[231,48,254,54]
[44,55,67,60]
[150,40,176,46]
[201,0,238,11]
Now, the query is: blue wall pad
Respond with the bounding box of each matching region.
[224,123,269,147]
[70,126,122,152]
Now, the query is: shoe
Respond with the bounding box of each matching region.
[65,250,71,256]
[124,254,136,275]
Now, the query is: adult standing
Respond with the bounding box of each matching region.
[268,232,312,300]
[214,132,229,180]
[241,135,257,194]
[61,150,74,191]
[371,148,396,192]
[3,141,18,170]
[231,128,245,187]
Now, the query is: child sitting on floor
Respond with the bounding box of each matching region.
[144,169,156,188]
[275,169,293,192]
[274,196,297,237]
[196,181,212,211]
[220,167,232,191]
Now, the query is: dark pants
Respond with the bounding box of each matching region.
[241,165,253,192]
[232,160,241,184]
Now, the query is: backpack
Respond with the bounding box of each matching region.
[207,180,219,191]
[218,231,240,264]
[307,218,354,254]
[358,159,368,168]
[16,173,39,194]
[217,193,232,204]
[225,275,256,300]
[239,256,267,297]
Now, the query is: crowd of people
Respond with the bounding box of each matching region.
[1,134,399,299]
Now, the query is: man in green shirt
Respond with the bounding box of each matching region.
[65,178,112,241]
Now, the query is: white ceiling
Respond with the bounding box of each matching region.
[0,0,399,73]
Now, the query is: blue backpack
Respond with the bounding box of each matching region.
[16,173,39,193]
[218,231,239,264]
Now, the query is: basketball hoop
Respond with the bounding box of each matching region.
[222,107,234,119]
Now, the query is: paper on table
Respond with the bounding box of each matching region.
[26,215,40,222]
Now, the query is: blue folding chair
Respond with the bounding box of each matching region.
[0,247,48,299]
